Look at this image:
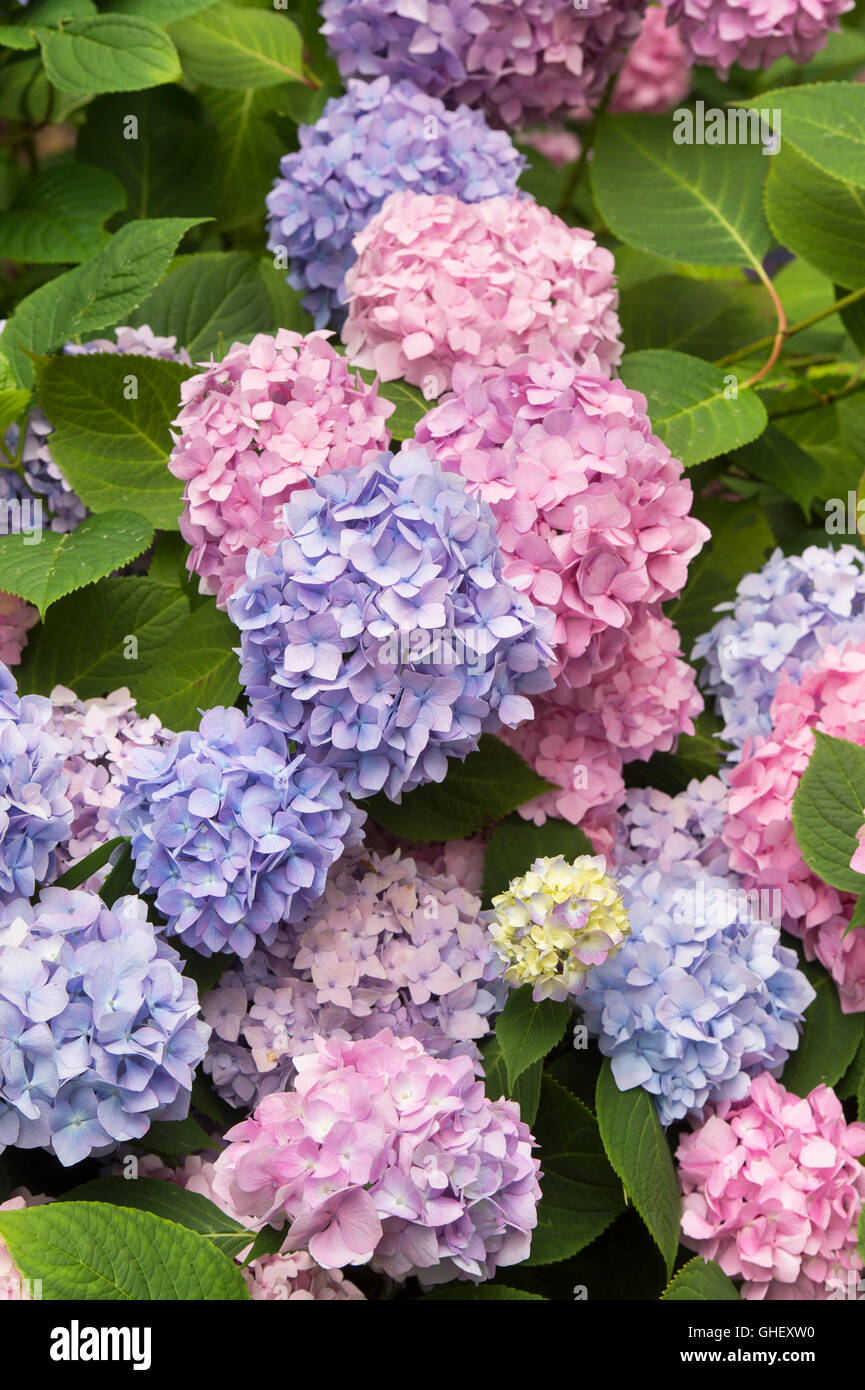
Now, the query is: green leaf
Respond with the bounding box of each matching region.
[620,350,768,466]
[781,960,864,1095]
[0,216,206,387]
[595,1059,681,1278]
[0,510,154,619]
[592,113,771,269]
[0,163,126,265]
[170,3,303,88]
[752,84,865,188]
[0,1202,249,1299]
[131,598,241,731]
[662,1257,740,1301]
[200,83,297,231]
[239,1223,285,1268]
[618,275,774,359]
[480,1033,542,1127]
[765,144,865,290]
[142,1114,218,1160]
[495,985,569,1091]
[0,388,30,435]
[16,576,190,699]
[733,424,824,517]
[792,730,865,893]
[361,735,552,843]
[52,837,126,890]
[481,813,594,907]
[666,500,774,655]
[99,840,136,907]
[423,1285,546,1300]
[37,15,182,95]
[35,352,192,529]
[109,0,221,18]
[60,1179,251,1260]
[850,896,865,930]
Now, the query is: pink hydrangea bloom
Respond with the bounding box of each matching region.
[212,1030,540,1285]
[519,128,581,167]
[0,592,38,667]
[722,642,865,1012]
[169,330,394,607]
[343,194,622,398]
[660,0,853,76]
[1,1190,49,1299]
[677,1072,865,1299]
[611,7,691,113]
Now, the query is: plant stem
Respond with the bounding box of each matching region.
[717,283,865,369]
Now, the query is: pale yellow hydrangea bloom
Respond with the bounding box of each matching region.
[489,854,630,1001]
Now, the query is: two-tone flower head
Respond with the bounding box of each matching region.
[113,705,361,958]
[320,0,646,128]
[211,1030,541,1284]
[266,76,524,328]
[693,545,865,758]
[611,6,691,112]
[487,854,630,1000]
[228,445,555,801]
[579,863,814,1125]
[203,847,503,1110]
[722,640,865,1013]
[0,888,209,1165]
[342,194,622,397]
[659,0,853,76]
[677,1073,865,1299]
[0,662,72,902]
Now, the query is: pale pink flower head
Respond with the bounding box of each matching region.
[169,329,394,608]
[677,1072,865,1299]
[611,7,691,113]
[0,592,38,668]
[343,193,622,397]
[520,128,581,168]
[660,0,853,77]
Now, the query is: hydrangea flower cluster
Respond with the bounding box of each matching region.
[660,0,853,76]
[610,775,731,878]
[168,330,394,609]
[677,1073,865,1299]
[114,706,361,958]
[0,664,72,902]
[229,446,554,801]
[0,1190,48,1299]
[320,0,646,127]
[212,1031,541,1284]
[611,6,691,112]
[722,641,865,1013]
[487,854,630,1000]
[266,77,524,327]
[204,848,502,1110]
[579,863,814,1125]
[0,591,38,668]
[342,193,622,396]
[693,545,865,756]
[0,889,209,1166]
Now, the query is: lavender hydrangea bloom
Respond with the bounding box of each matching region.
[228,446,555,801]
[203,848,505,1109]
[0,663,72,902]
[114,706,362,958]
[612,776,731,878]
[266,76,525,327]
[692,545,865,756]
[579,863,815,1126]
[0,888,209,1166]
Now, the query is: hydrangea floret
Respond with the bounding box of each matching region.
[0,663,72,903]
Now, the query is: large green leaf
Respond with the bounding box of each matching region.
[595,1059,681,1278]
[361,735,552,843]
[782,961,864,1095]
[620,350,768,466]
[0,510,154,618]
[752,83,865,188]
[109,0,222,17]
[592,113,771,269]
[733,424,825,517]
[526,1077,626,1267]
[765,144,865,290]
[662,1257,740,1301]
[495,986,569,1092]
[170,2,303,88]
[792,730,865,893]
[618,275,774,359]
[481,813,594,907]
[34,352,193,528]
[0,163,126,264]
[37,15,182,94]
[60,1179,252,1260]
[0,1201,249,1299]
[131,598,241,731]
[200,83,296,231]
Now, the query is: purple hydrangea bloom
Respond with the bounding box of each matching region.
[228,445,555,801]
[0,663,72,902]
[611,776,731,878]
[0,888,209,1166]
[659,0,853,77]
[579,862,815,1126]
[113,706,362,958]
[692,545,865,757]
[266,76,525,327]
[203,847,505,1109]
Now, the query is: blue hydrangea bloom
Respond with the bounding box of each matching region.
[228,445,555,802]
[0,888,209,1166]
[266,76,524,327]
[114,706,362,958]
[580,863,815,1126]
[0,409,87,533]
[692,545,865,756]
[613,776,731,878]
[0,662,72,901]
